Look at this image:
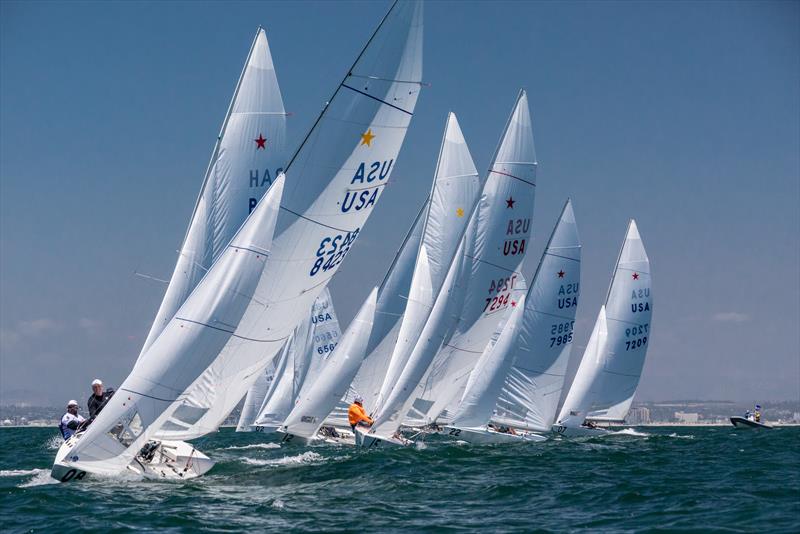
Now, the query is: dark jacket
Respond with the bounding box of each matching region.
[88,388,115,419]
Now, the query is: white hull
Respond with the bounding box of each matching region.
[356,427,412,449]
[52,433,214,482]
[443,426,547,444]
[730,416,772,430]
[551,424,612,437]
[277,426,357,446]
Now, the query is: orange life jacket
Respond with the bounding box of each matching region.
[348,402,373,427]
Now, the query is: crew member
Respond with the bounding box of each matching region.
[348,396,373,432]
[754,405,762,423]
[59,400,85,440]
[88,379,114,419]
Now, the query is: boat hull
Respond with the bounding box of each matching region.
[730,416,772,429]
[442,426,547,444]
[551,423,611,437]
[52,434,214,482]
[356,427,411,448]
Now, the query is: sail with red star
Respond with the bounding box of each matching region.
[556,219,652,431]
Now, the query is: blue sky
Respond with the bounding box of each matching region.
[1,1,798,406]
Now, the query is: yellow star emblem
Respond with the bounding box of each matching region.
[456,207,464,217]
[360,128,376,147]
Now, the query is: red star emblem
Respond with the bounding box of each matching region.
[632,272,639,280]
[558,270,565,278]
[511,300,517,307]
[506,196,515,208]
[255,134,266,149]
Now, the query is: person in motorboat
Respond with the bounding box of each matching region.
[348,396,374,433]
[59,400,86,440]
[754,405,762,423]
[88,378,114,419]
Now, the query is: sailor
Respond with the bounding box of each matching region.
[88,379,115,419]
[59,400,86,440]
[348,396,373,432]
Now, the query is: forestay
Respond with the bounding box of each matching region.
[490,200,582,431]
[370,90,537,437]
[64,1,423,474]
[556,220,652,427]
[373,112,482,415]
[139,28,287,361]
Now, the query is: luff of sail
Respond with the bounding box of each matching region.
[63,175,285,475]
[63,0,424,473]
[148,0,424,440]
[490,199,582,432]
[556,220,652,427]
[139,28,287,360]
[381,89,537,431]
[373,112,482,415]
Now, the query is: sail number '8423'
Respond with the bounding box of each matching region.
[310,228,360,276]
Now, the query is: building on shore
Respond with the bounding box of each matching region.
[674,411,700,424]
[627,406,651,424]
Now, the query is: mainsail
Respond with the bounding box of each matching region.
[139,28,287,360]
[373,112,482,415]
[64,0,424,474]
[370,89,537,437]
[556,220,652,427]
[452,200,582,430]
[282,112,481,437]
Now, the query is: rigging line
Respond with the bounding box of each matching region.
[134,271,170,284]
[347,73,428,85]
[119,387,178,404]
[461,254,523,276]
[488,169,536,187]
[341,84,414,116]
[278,205,356,233]
[174,317,291,343]
[543,252,581,263]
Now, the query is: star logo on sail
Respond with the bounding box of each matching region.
[360,128,376,147]
[632,272,639,280]
[255,134,267,150]
[456,207,464,217]
[558,270,565,278]
[506,196,515,208]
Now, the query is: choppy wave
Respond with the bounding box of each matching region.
[241,451,324,467]
[611,428,650,437]
[220,443,281,451]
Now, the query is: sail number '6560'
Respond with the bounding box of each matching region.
[309,228,361,276]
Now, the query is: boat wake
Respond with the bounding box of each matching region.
[241,451,325,467]
[220,443,281,451]
[610,428,650,437]
[0,468,59,487]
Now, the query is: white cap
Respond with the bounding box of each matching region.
[91,379,103,386]
[354,396,364,403]
[67,400,78,407]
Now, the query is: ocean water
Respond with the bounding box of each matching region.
[1,426,798,532]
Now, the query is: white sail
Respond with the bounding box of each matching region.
[283,112,480,437]
[64,1,424,473]
[236,356,278,432]
[490,199,582,431]
[252,289,340,428]
[556,220,652,427]
[327,202,428,426]
[140,28,287,360]
[150,0,424,440]
[373,111,481,414]
[376,89,537,432]
[449,294,526,429]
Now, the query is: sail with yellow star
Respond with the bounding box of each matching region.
[54,0,424,479]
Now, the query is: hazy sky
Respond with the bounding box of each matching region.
[1,1,798,407]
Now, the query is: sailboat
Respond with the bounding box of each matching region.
[52,0,424,481]
[361,89,537,448]
[237,288,341,432]
[553,220,652,437]
[443,199,581,443]
[279,112,481,444]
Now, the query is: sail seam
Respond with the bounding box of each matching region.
[279,206,355,233]
[341,84,414,115]
[488,169,536,187]
[462,254,523,276]
[544,252,581,263]
[175,317,291,343]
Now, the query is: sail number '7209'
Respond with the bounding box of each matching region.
[309,228,361,276]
